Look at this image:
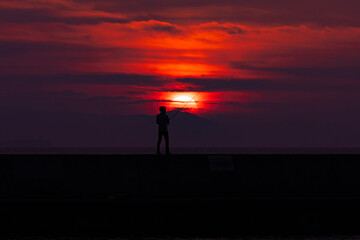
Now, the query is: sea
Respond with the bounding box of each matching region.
[1,147,360,155]
[3,236,360,240]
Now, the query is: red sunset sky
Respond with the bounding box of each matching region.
[1,0,360,148]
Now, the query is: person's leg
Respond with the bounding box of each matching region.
[157,132,162,154]
[164,131,169,154]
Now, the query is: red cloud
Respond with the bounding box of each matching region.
[2,19,360,78]
[2,1,360,116]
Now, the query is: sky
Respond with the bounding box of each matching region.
[1,0,360,148]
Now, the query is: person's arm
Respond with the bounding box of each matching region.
[166,115,170,125]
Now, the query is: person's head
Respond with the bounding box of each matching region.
[159,106,166,113]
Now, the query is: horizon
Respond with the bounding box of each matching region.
[2,146,360,155]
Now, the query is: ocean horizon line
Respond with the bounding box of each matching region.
[1,147,360,154]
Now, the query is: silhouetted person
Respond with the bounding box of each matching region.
[156,106,170,155]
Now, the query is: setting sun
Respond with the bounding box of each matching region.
[174,96,195,102]
[172,95,197,109]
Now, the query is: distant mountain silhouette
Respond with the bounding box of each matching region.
[165,110,214,146]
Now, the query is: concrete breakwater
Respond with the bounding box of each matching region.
[1,154,360,235]
[1,154,360,200]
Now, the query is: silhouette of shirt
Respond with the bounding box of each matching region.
[156,113,169,132]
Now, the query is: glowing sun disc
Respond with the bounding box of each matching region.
[173,95,197,109]
[174,96,195,102]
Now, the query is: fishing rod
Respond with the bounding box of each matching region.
[170,92,201,120]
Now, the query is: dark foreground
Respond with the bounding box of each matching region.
[1,154,360,237]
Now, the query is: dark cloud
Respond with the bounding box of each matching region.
[203,25,245,34]
[231,62,360,79]
[0,41,103,74]
[0,40,157,75]
[0,41,89,56]
[143,22,182,34]
[123,91,144,95]
[2,0,360,26]
[91,0,360,26]
[124,99,173,104]
[53,73,164,85]
[176,77,360,92]
[87,96,131,101]
[81,96,175,106]
[150,88,199,92]
[2,73,166,86]
[0,8,129,24]
[176,77,286,91]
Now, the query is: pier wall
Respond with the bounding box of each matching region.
[1,154,360,200]
[1,154,360,236]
